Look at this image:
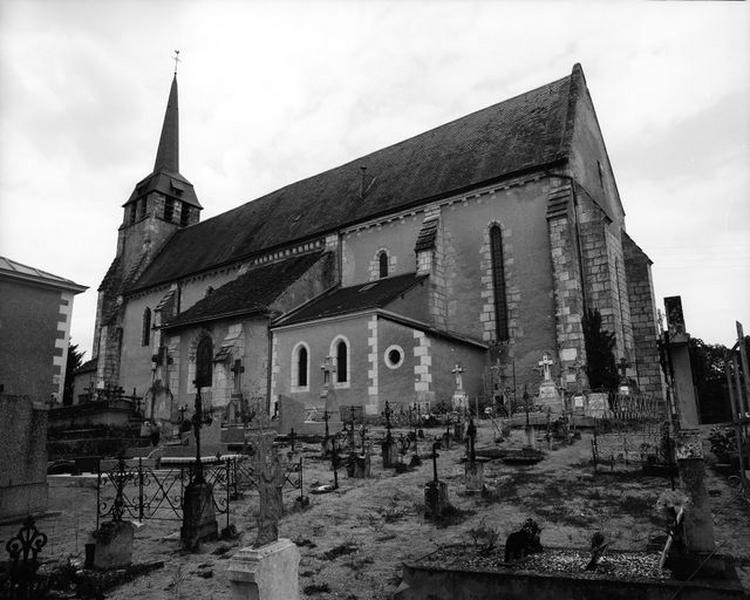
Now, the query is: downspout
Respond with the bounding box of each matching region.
[266,316,274,416]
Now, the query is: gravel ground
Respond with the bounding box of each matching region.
[2,422,748,599]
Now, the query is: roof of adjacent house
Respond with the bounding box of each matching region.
[131,64,584,293]
[0,256,87,293]
[276,272,428,326]
[164,251,325,329]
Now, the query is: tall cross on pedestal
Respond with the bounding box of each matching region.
[231,359,245,394]
[451,363,464,391]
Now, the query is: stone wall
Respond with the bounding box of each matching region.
[0,395,48,522]
[623,233,666,400]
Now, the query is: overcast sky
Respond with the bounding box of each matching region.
[1,1,748,360]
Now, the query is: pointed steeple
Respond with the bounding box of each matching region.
[153,75,179,174]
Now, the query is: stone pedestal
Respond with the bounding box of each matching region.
[453,421,465,443]
[538,382,563,414]
[228,538,300,600]
[348,453,371,478]
[424,480,449,520]
[525,425,536,449]
[675,429,715,552]
[464,461,485,492]
[181,481,218,548]
[92,520,134,570]
[381,440,398,469]
[452,391,468,411]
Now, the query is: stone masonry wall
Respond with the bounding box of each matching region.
[546,181,588,389]
[623,233,666,400]
[576,191,634,366]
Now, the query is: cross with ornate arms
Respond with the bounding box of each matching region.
[172,49,181,75]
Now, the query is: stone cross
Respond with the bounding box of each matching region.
[231,359,244,395]
[451,363,464,391]
[538,353,554,382]
[252,431,284,547]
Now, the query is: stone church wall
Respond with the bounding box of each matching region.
[427,336,485,408]
[623,235,665,399]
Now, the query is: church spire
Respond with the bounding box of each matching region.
[153,74,179,174]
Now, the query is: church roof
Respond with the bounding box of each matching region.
[276,272,428,327]
[164,251,325,329]
[132,65,583,293]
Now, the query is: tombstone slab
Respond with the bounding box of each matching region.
[464,461,485,493]
[228,538,300,600]
[92,520,135,570]
[381,440,398,469]
[424,481,449,520]
[181,481,218,548]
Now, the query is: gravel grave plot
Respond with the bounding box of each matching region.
[2,422,747,599]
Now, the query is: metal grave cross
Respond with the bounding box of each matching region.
[431,442,440,483]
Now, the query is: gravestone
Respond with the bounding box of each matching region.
[228,430,300,600]
[586,392,610,418]
[91,520,135,570]
[424,443,449,519]
[536,353,563,413]
[0,395,48,522]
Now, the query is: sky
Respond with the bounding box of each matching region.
[0,0,748,360]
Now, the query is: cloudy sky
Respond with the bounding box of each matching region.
[1,1,748,359]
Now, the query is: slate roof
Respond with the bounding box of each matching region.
[277,273,428,326]
[132,65,583,293]
[0,256,87,292]
[164,251,325,329]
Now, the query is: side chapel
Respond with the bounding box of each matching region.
[87,63,665,430]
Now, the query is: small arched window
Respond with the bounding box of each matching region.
[195,336,213,388]
[335,339,348,384]
[141,308,151,347]
[378,251,389,278]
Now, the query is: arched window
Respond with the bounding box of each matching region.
[490,225,509,341]
[335,338,348,384]
[378,251,389,278]
[195,336,213,388]
[141,308,151,347]
[292,343,309,390]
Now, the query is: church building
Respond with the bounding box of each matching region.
[88,63,664,430]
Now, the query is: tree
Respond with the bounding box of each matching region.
[62,343,85,405]
[582,308,618,393]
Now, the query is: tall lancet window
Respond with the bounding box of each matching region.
[379,251,389,278]
[490,225,509,341]
[335,338,348,384]
[195,336,213,388]
[295,345,308,388]
[142,308,151,347]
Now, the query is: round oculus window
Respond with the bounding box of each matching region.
[384,345,404,369]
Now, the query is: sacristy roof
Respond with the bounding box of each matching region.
[0,256,87,293]
[131,64,585,292]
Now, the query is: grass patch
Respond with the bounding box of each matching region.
[323,542,358,561]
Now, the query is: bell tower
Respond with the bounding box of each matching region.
[93,71,201,385]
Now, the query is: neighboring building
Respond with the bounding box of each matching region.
[89,64,665,431]
[0,256,87,403]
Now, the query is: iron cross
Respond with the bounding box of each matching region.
[172,50,181,75]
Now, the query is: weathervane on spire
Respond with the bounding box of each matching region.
[172,50,181,75]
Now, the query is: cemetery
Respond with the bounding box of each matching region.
[1,304,749,599]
